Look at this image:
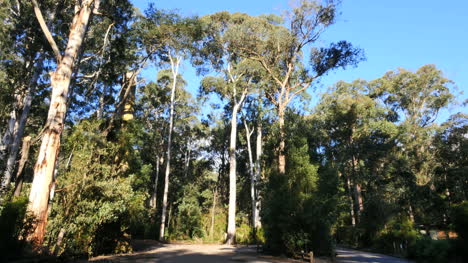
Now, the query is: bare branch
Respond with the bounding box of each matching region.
[285,81,312,105]
[31,0,62,64]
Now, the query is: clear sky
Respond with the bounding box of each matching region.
[131,0,468,122]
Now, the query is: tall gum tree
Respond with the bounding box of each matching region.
[200,60,260,244]
[199,12,264,244]
[27,0,100,246]
[226,0,363,174]
[314,80,398,223]
[141,7,203,241]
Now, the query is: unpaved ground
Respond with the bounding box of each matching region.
[90,242,329,263]
[336,247,413,263]
[89,242,412,263]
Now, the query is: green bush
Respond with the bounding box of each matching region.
[408,237,455,263]
[262,136,336,256]
[451,201,468,260]
[0,196,34,261]
[44,120,147,257]
[374,216,419,255]
[236,223,253,244]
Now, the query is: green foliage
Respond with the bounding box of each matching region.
[374,216,419,255]
[169,182,205,240]
[262,117,337,256]
[236,222,253,244]
[0,196,35,261]
[45,120,147,257]
[408,237,456,263]
[451,201,468,260]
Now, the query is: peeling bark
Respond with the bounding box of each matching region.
[27,0,96,246]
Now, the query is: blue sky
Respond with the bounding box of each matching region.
[131,0,468,122]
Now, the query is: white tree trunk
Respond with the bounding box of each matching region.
[159,56,180,241]
[243,120,256,231]
[226,87,247,245]
[277,105,286,174]
[226,104,240,245]
[27,0,95,246]
[254,122,262,228]
[0,96,20,163]
[2,56,43,189]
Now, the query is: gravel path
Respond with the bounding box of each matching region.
[336,247,413,263]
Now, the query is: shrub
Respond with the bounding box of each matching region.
[262,136,336,256]
[451,201,468,261]
[236,223,253,244]
[0,196,35,261]
[408,237,455,263]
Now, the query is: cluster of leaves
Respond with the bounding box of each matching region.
[45,120,149,257]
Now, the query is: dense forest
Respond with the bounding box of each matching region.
[0,0,466,262]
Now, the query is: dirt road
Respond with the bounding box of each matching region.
[90,244,293,263]
[336,247,413,263]
[89,242,411,263]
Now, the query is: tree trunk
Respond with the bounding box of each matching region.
[210,188,217,239]
[350,155,363,222]
[254,122,262,228]
[27,1,95,246]
[277,105,286,174]
[226,103,240,245]
[353,181,363,220]
[345,174,356,227]
[2,56,43,189]
[150,155,160,209]
[0,95,20,163]
[159,56,180,241]
[244,120,256,230]
[13,136,32,197]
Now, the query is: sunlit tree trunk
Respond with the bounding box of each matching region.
[227,103,240,245]
[27,0,96,246]
[277,103,286,174]
[159,55,180,241]
[243,120,256,230]
[254,122,262,228]
[226,89,246,245]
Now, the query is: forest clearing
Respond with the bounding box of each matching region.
[0,0,466,262]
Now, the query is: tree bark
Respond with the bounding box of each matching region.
[210,188,217,239]
[0,95,20,163]
[345,174,356,227]
[150,155,160,209]
[226,102,240,245]
[277,105,286,174]
[159,56,180,241]
[2,56,44,189]
[254,121,262,228]
[243,120,256,230]
[13,136,32,197]
[27,0,95,246]
[351,156,363,221]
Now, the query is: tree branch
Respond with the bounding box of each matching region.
[31,0,62,64]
